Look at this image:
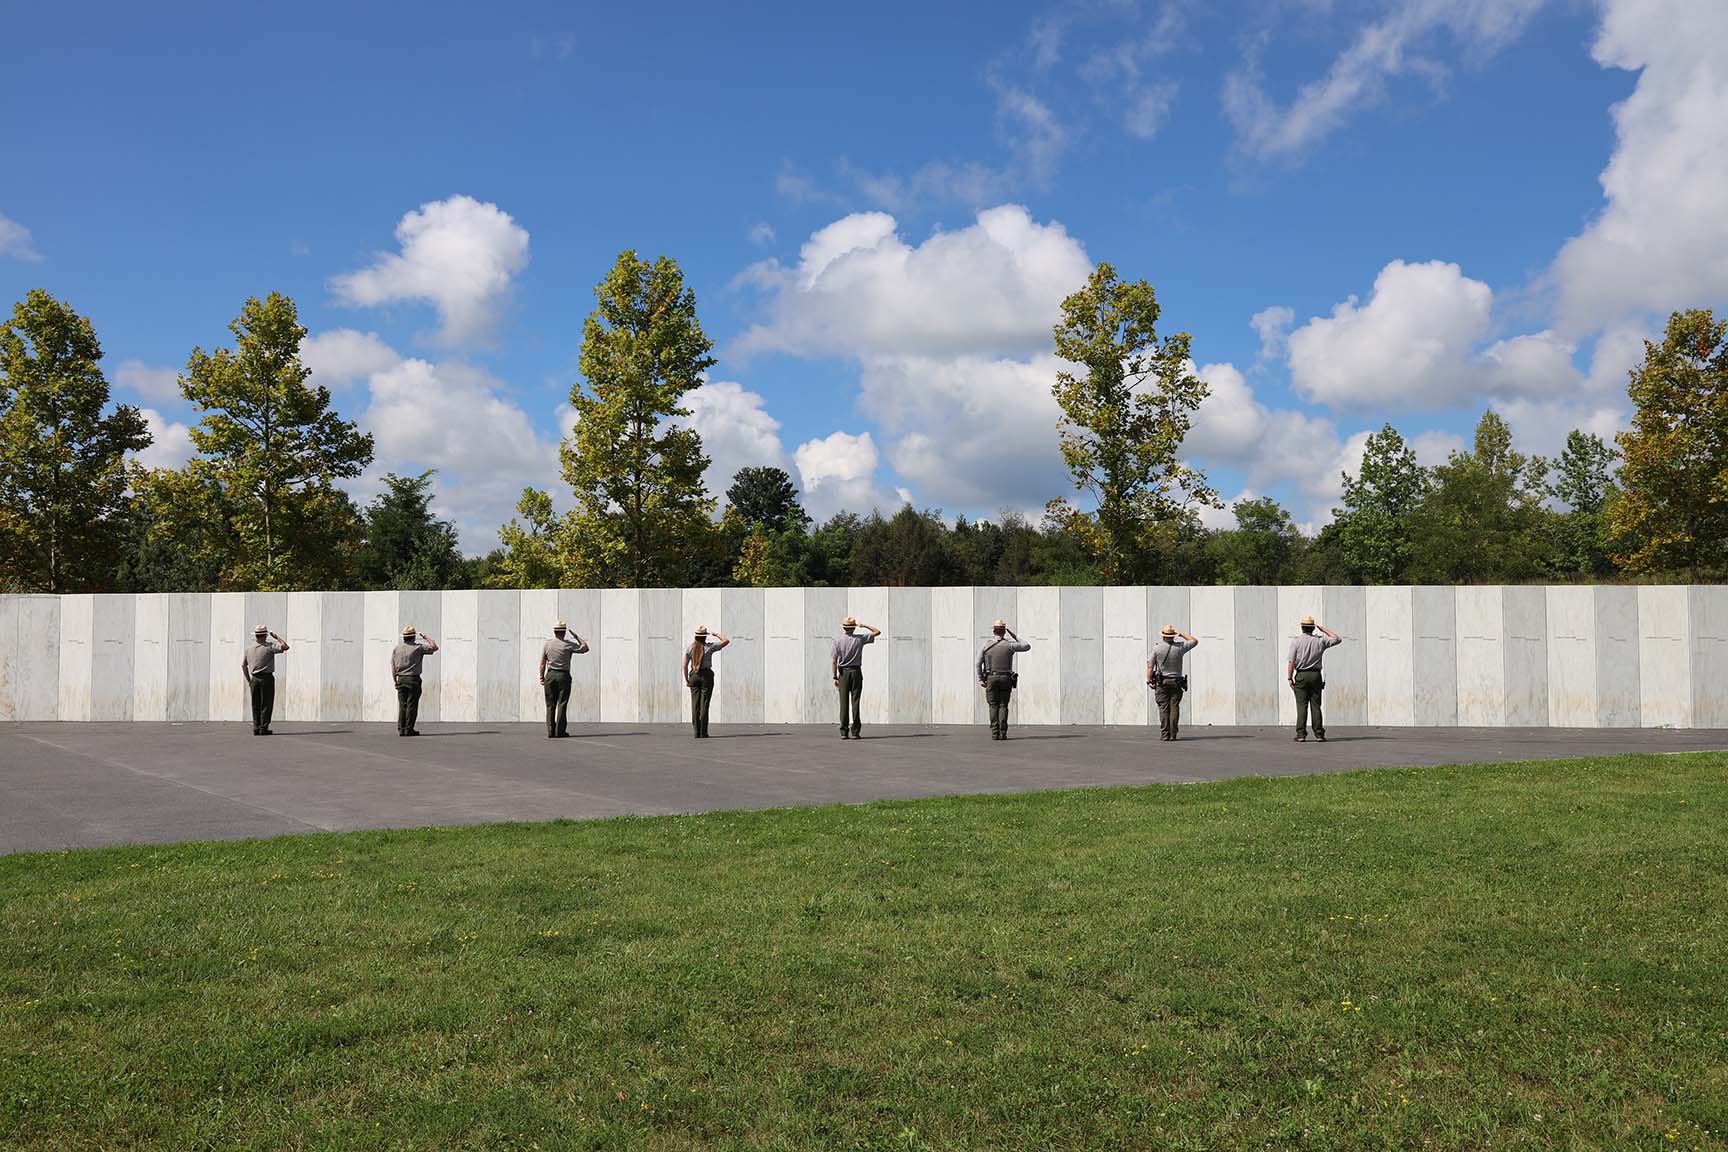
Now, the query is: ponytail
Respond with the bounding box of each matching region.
[690,637,705,667]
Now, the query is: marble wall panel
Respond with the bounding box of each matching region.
[719,588,766,724]
[1102,586,1149,727]
[1545,586,1598,728]
[5,597,60,721]
[1365,586,1415,727]
[320,592,365,722]
[1637,585,1691,728]
[517,589,558,724]
[1502,586,1549,727]
[1059,586,1104,725]
[1593,584,1640,728]
[476,590,519,723]
[439,591,479,723]
[1233,587,1279,725]
[1015,586,1061,725]
[58,594,93,721]
[600,589,641,723]
[1320,586,1368,725]
[1455,585,1505,727]
[763,588,806,724]
[1411,586,1459,726]
[930,586,975,724]
[1188,586,1236,726]
[971,588,1019,725]
[283,591,324,722]
[361,591,401,723]
[802,588,849,725]
[132,594,168,722]
[886,588,932,724]
[208,593,247,723]
[1691,584,1728,728]
[165,593,210,722]
[90,594,136,721]
[639,589,683,724]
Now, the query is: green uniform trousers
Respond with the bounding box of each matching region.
[837,666,863,735]
[543,669,572,736]
[985,673,1014,738]
[1153,681,1185,739]
[688,668,714,737]
[1291,668,1324,738]
[395,675,422,735]
[249,672,275,733]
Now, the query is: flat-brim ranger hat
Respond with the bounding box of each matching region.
[253,624,268,635]
[1161,624,1177,636]
[842,617,857,628]
[694,625,708,636]
[554,620,567,630]
[993,619,1007,629]
[402,625,417,637]
[1300,615,1315,626]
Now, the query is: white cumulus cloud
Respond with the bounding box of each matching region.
[1550,0,1728,331]
[0,212,43,263]
[111,361,182,404]
[676,380,794,503]
[331,195,530,345]
[793,430,902,522]
[736,205,1092,359]
[134,408,196,471]
[301,329,402,389]
[1287,259,1493,408]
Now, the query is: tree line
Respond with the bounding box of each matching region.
[2,260,1724,595]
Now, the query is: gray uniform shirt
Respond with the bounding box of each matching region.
[244,640,286,676]
[1288,632,1340,671]
[686,639,724,672]
[542,636,584,673]
[832,632,874,669]
[392,642,435,678]
[977,636,1031,679]
[1150,638,1197,677]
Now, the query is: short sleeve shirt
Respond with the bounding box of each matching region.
[1287,633,1340,671]
[244,640,286,676]
[392,641,435,678]
[1150,638,1197,676]
[978,636,1031,678]
[542,636,584,672]
[831,632,874,669]
[688,638,724,671]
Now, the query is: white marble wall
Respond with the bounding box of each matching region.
[5,586,1726,728]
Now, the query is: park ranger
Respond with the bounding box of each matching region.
[1287,614,1343,742]
[683,625,730,739]
[831,616,882,740]
[1146,624,1199,741]
[977,619,1031,741]
[241,624,290,736]
[391,625,440,737]
[538,620,590,738]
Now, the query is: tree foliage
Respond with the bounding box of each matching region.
[173,293,373,589]
[1048,263,1215,583]
[726,466,809,533]
[0,290,150,591]
[1332,424,1426,584]
[1549,430,1619,578]
[1610,308,1728,579]
[358,471,463,590]
[560,251,717,587]
[1206,497,1300,586]
[1408,411,1551,583]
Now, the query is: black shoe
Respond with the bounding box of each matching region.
[1294,735,1306,742]
[1315,734,1327,742]
[840,732,849,740]
[259,729,272,736]
[405,730,420,737]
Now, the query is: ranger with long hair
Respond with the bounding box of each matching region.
[682,624,729,738]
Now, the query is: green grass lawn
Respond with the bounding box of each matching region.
[2,754,1724,1151]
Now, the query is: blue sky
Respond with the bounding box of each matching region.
[3,0,1724,549]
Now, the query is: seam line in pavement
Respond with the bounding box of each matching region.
[15,733,332,835]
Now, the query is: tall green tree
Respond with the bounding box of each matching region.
[561,251,716,587]
[1408,410,1552,583]
[175,293,373,589]
[1047,263,1215,583]
[0,290,150,591]
[1332,423,1426,584]
[358,471,463,590]
[1611,308,1728,579]
[489,488,566,589]
[849,506,962,586]
[117,467,234,592]
[1206,497,1300,585]
[726,466,809,533]
[1549,429,1619,578]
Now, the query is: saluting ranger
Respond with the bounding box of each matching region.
[241,624,290,736]
[977,618,1031,741]
[391,625,440,737]
[1146,624,1199,741]
[683,625,729,739]
[831,616,882,740]
[1287,614,1342,743]
[538,620,589,739]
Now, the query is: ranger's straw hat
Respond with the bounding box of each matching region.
[1161,624,1177,636]
[554,620,567,630]
[1300,614,1316,626]
[842,616,857,628]
[993,618,1007,629]
[253,624,268,634]
[694,625,708,636]
[402,625,416,637]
